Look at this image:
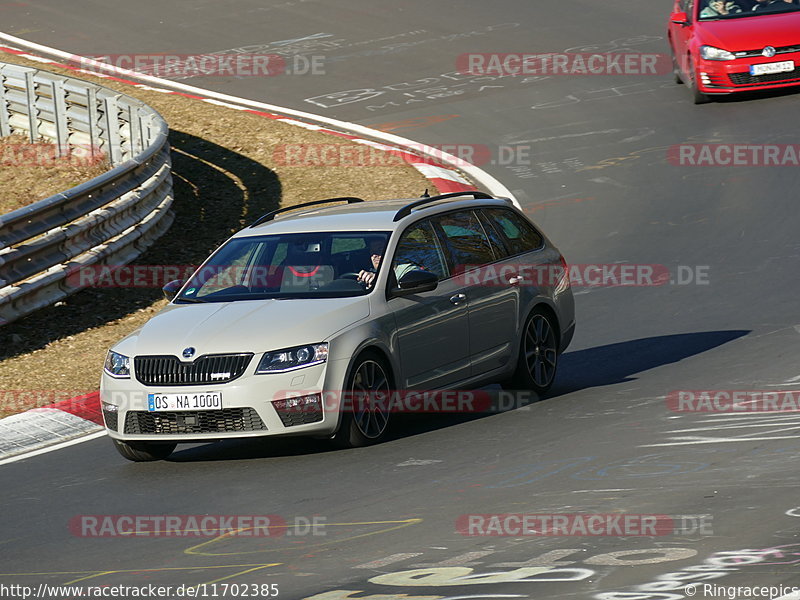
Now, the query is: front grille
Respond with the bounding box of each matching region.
[134,353,253,386]
[102,409,118,432]
[736,45,800,58]
[729,67,800,86]
[124,408,267,435]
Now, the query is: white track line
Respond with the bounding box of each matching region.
[0,430,106,467]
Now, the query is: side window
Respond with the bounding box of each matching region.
[476,210,512,259]
[391,220,448,282]
[482,208,544,256]
[434,210,497,272]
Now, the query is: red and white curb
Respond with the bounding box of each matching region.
[0,393,103,464]
[0,32,516,461]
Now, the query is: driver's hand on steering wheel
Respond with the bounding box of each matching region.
[357,270,376,288]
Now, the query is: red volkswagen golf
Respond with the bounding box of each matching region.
[668,0,800,103]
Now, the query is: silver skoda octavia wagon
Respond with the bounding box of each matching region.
[101,191,575,461]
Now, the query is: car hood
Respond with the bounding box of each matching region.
[118,296,370,357]
[699,12,800,50]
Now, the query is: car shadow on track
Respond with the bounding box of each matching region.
[551,329,750,396]
[165,330,749,462]
[710,86,800,104]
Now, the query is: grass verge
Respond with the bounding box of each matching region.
[0,134,110,213]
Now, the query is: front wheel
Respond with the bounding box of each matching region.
[503,308,559,395]
[112,439,177,462]
[687,58,710,104]
[332,353,392,448]
[671,51,683,84]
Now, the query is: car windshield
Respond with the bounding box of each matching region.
[175,231,391,303]
[698,0,800,19]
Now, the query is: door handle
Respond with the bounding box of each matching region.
[449,293,466,305]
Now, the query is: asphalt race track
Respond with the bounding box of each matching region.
[3,1,800,598]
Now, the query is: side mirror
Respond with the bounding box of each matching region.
[392,270,438,296]
[162,279,185,301]
[670,11,689,25]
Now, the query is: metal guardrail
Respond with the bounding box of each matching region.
[0,61,173,325]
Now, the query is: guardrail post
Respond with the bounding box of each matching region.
[103,95,122,165]
[86,86,101,161]
[0,67,10,137]
[24,70,38,141]
[51,79,68,157]
[128,104,142,156]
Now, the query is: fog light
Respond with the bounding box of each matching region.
[272,394,323,426]
[101,402,119,431]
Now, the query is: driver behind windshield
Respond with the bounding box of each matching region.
[356,238,421,289]
[356,238,385,288]
[701,0,742,16]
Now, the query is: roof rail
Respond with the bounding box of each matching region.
[392,191,495,222]
[249,197,365,228]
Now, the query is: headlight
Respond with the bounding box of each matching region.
[700,45,735,61]
[256,343,328,374]
[104,351,131,378]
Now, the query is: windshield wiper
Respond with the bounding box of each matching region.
[175,297,207,303]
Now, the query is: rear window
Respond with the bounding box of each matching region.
[434,210,497,271]
[482,208,544,256]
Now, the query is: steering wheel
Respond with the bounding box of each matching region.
[339,272,362,280]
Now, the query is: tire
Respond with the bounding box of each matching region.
[332,352,392,448]
[671,52,683,84]
[687,58,710,104]
[502,308,559,395]
[112,438,177,462]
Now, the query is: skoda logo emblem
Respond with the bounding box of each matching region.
[182,347,196,359]
[762,46,777,58]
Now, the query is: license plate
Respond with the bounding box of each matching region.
[147,392,223,412]
[750,60,794,76]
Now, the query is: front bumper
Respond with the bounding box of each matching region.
[101,362,342,442]
[696,52,800,94]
